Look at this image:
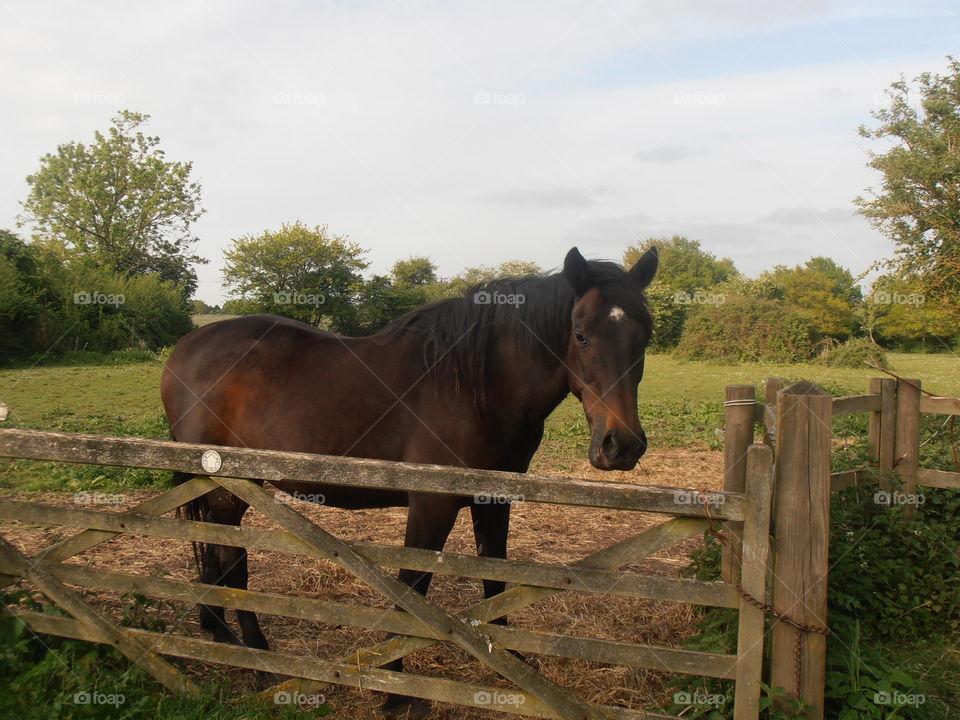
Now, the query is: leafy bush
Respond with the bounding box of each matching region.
[0,590,332,720]
[674,298,819,364]
[817,338,888,369]
[673,421,960,718]
[0,232,193,364]
[41,264,194,354]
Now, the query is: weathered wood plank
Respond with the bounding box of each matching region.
[722,385,756,584]
[919,395,960,416]
[0,537,197,697]
[918,468,960,489]
[869,378,897,481]
[830,469,865,492]
[5,610,674,720]
[216,476,605,720]
[894,379,922,519]
[733,445,773,720]
[763,377,783,448]
[0,500,734,606]
[770,381,831,720]
[832,394,881,416]
[37,477,217,563]
[0,428,747,520]
[12,562,737,678]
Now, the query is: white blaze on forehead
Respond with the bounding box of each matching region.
[608,306,625,321]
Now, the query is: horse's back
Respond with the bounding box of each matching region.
[162,315,340,446]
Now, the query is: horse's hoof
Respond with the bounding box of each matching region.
[382,694,432,719]
[209,628,242,645]
[253,670,284,692]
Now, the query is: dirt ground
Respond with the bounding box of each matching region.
[1,448,725,719]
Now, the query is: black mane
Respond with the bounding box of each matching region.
[377,260,651,403]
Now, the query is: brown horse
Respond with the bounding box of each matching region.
[161,246,658,718]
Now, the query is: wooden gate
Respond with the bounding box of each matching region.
[0,428,774,719]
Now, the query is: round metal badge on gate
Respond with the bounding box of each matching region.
[200,450,222,474]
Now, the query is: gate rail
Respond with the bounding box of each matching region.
[0,427,773,720]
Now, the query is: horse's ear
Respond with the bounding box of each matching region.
[563,247,592,296]
[629,246,658,289]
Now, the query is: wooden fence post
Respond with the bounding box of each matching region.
[733,444,773,720]
[722,385,756,584]
[868,378,897,487]
[894,378,921,519]
[763,377,784,448]
[770,380,832,720]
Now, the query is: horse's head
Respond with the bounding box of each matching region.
[562,246,658,471]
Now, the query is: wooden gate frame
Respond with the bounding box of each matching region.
[0,428,774,719]
[722,376,960,720]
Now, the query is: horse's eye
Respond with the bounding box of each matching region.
[574,331,588,347]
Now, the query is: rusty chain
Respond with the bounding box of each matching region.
[696,491,830,709]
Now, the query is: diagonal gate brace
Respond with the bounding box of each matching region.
[0,535,198,697]
[215,475,611,720]
[266,516,707,705]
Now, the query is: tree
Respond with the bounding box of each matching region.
[391,257,437,287]
[867,274,960,349]
[761,258,860,338]
[0,228,192,361]
[855,58,960,318]
[623,236,735,294]
[222,221,368,329]
[20,111,205,297]
[0,230,50,360]
[622,237,736,349]
[444,259,544,298]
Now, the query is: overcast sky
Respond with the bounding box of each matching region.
[2,0,958,303]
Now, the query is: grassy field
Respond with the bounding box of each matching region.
[0,351,957,718]
[2,350,955,435]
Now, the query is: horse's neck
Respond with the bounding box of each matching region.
[486,334,571,423]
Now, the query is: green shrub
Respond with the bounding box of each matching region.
[817,338,888,369]
[0,589,333,719]
[673,421,960,718]
[39,264,193,355]
[674,298,819,364]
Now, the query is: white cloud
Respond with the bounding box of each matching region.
[0,0,947,301]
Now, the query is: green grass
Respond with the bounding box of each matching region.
[192,313,238,327]
[0,350,958,718]
[2,351,957,487]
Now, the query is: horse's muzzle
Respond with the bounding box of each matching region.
[589,426,647,471]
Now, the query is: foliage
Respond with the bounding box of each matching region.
[0,231,52,361]
[676,415,960,719]
[865,274,960,349]
[390,256,437,286]
[855,57,960,320]
[443,259,544,299]
[20,111,205,298]
[761,258,861,338]
[222,221,368,329]
[623,236,736,293]
[644,284,691,351]
[0,231,191,363]
[189,299,220,314]
[623,237,737,349]
[0,590,332,720]
[712,274,785,302]
[43,261,194,354]
[674,297,819,364]
[817,338,887,369]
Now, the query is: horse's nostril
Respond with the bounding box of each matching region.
[602,432,618,458]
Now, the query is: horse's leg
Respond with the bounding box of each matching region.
[382,494,462,720]
[470,501,511,624]
[196,489,257,646]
